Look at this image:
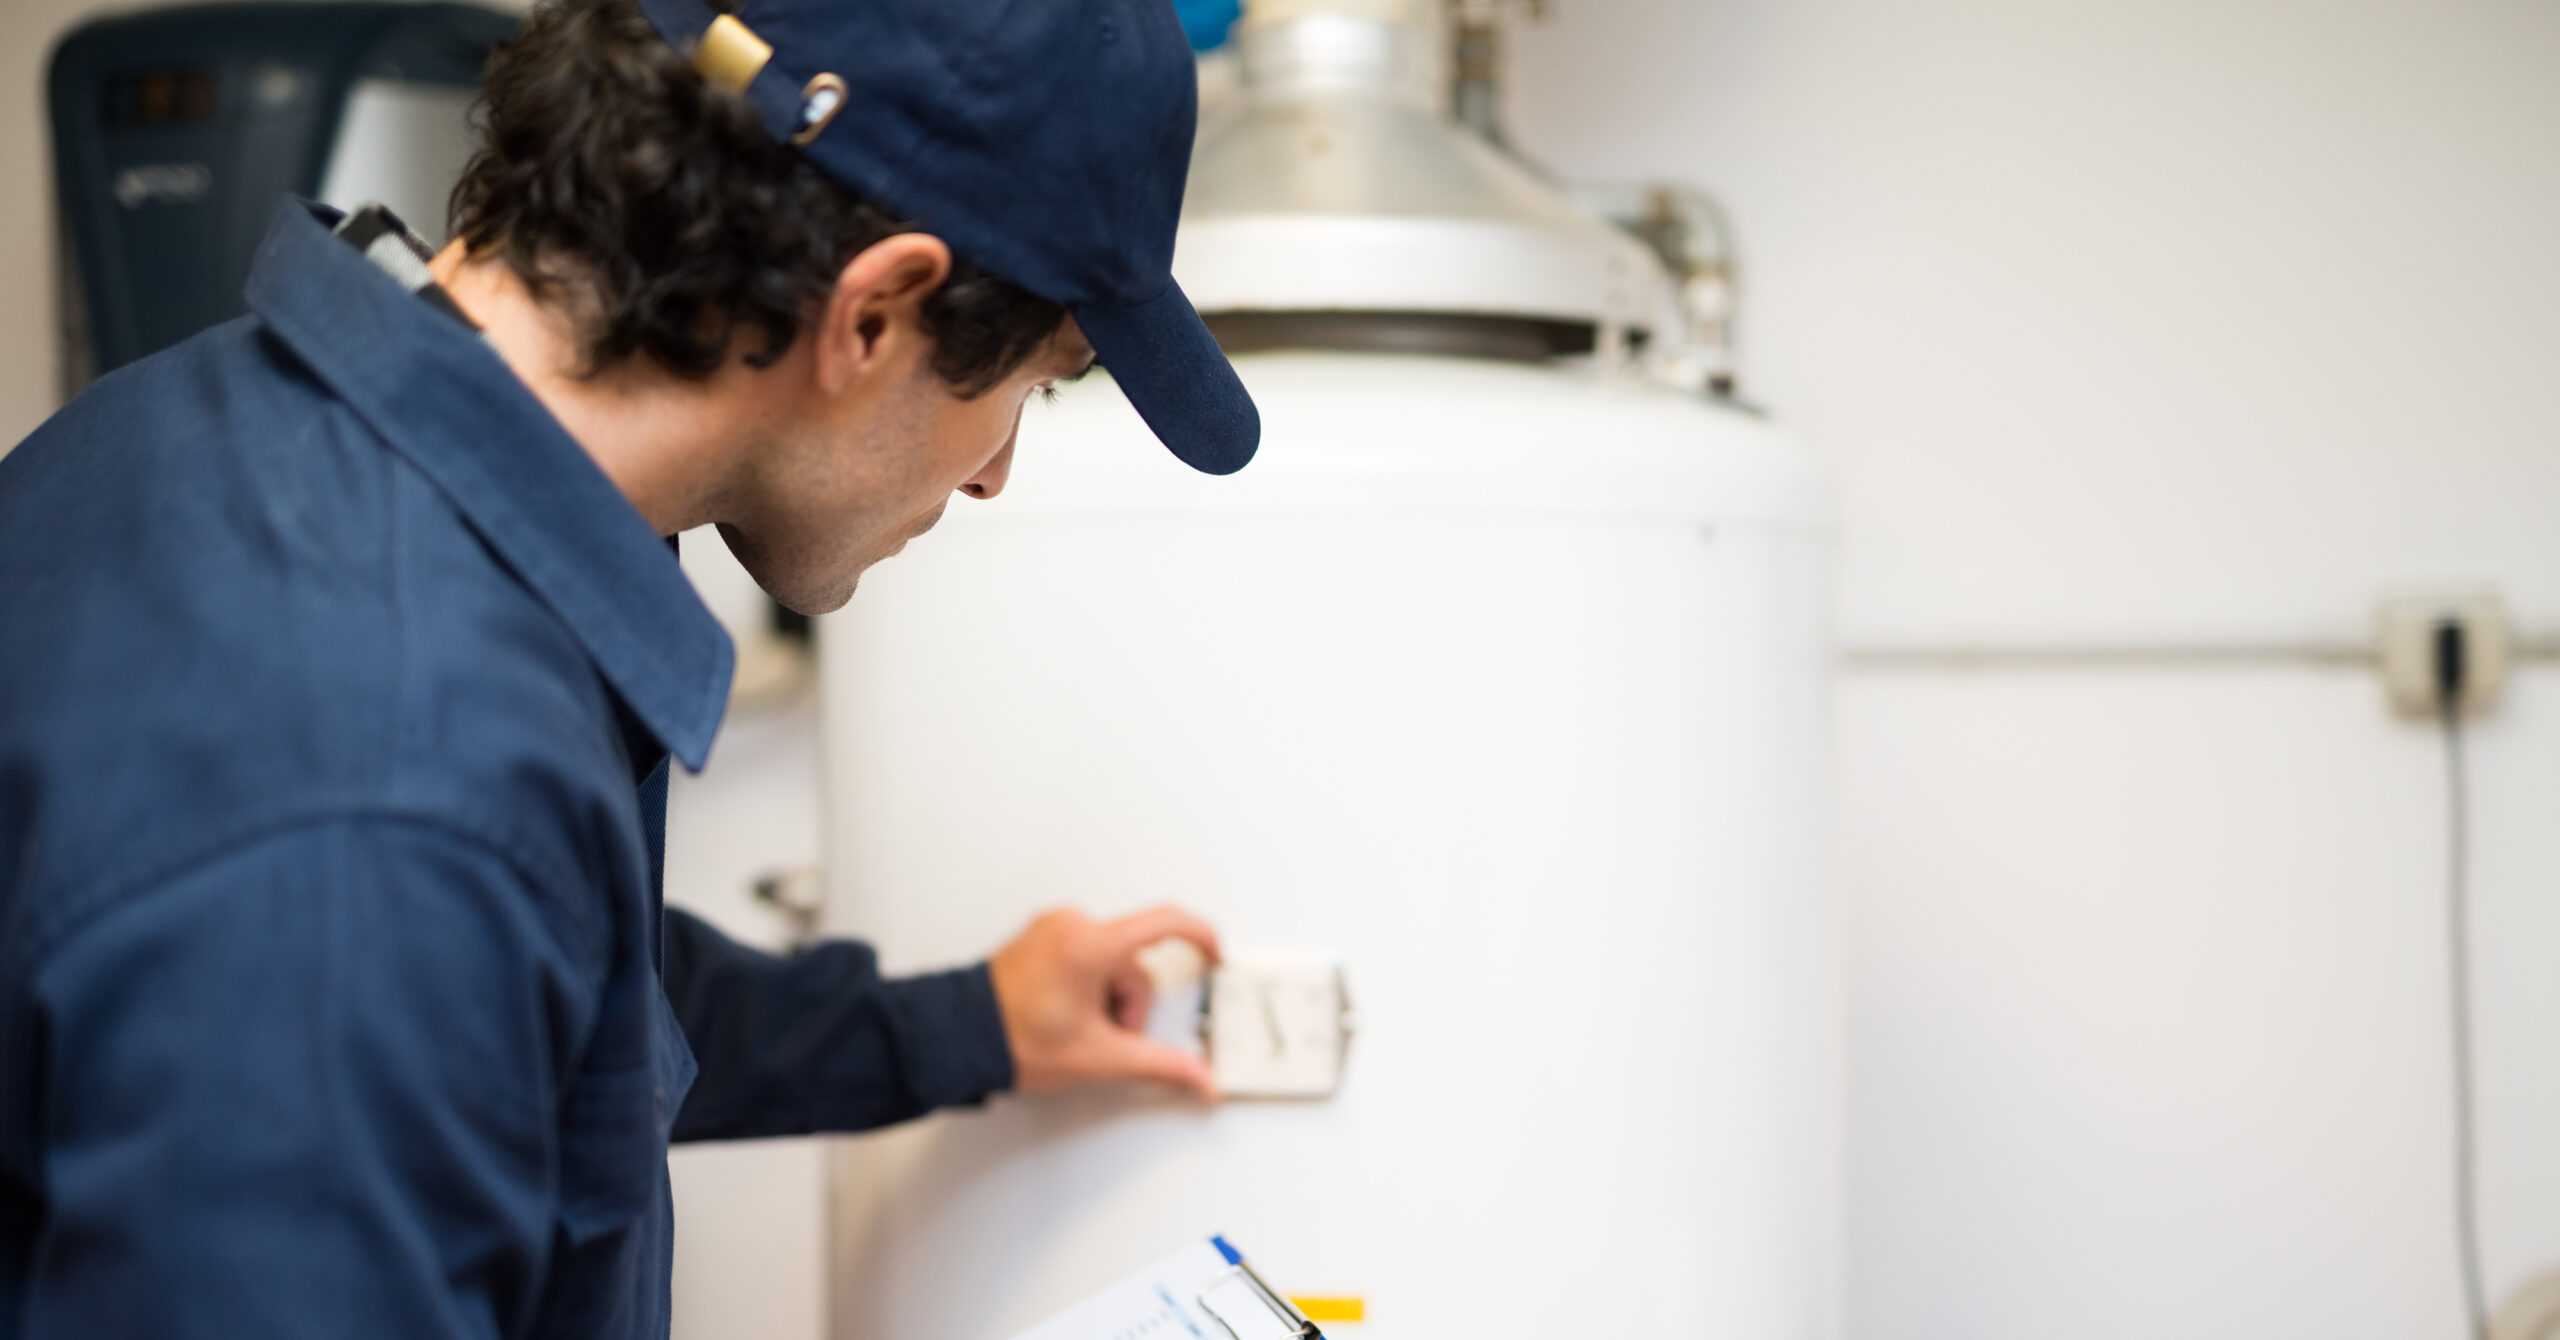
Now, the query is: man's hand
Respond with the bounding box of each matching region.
[987,905,1222,1103]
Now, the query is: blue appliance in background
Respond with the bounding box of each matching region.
[48,3,516,396]
[1171,0,1241,51]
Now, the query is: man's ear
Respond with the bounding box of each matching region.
[812,233,953,394]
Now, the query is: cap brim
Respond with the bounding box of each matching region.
[1073,279,1259,476]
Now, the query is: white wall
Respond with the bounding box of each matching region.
[1507,2,2560,1336]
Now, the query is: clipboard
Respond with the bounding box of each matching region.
[1009,1236,1325,1340]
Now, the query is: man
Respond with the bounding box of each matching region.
[0,0,1258,1332]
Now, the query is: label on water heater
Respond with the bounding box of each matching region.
[1206,955,1352,1099]
[1138,943,1354,1099]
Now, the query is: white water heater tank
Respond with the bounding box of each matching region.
[818,5,1836,1338]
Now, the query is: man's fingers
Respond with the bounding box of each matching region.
[1099,904,1221,966]
[1109,962,1155,1032]
[995,903,1228,1103]
[1091,1032,1219,1103]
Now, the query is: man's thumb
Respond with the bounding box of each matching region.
[1096,1032,1219,1104]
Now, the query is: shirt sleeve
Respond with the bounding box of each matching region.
[658,908,1015,1142]
[20,817,602,1340]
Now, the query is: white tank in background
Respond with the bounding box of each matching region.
[819,2,1836,1337]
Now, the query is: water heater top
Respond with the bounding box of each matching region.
[1173,2,1676,344]
[1002,352,1832,534]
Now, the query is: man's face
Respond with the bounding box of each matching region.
[718,313,1096,615]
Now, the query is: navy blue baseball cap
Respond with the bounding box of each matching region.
[630,0,1259,475]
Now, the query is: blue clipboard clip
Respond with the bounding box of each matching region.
[1196,1236,1323,1339]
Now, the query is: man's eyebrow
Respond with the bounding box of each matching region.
[1059,349,1100,381]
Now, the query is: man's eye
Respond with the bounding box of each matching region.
[1037,385,1061,405]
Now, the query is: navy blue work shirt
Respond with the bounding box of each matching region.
[0,200,1015,1338]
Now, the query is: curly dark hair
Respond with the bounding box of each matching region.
[447,0,1066,394]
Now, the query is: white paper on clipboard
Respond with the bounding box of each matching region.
[1009,1237,1315,1340]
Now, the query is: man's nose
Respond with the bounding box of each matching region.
[961,416,1020,501]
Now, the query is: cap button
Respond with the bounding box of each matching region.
[790,73,849,146]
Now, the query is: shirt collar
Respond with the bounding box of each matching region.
[243,199,733,770]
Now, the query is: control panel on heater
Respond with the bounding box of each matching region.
[1142,944,1354,1100]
